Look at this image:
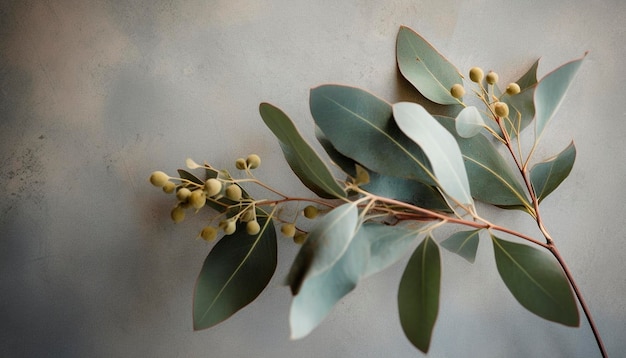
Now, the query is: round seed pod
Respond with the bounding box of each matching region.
[450,84,465,99]
[176,187,192,201]
[281,223,296,238]
[171,205,185,223]
[246,220,261,235]
[494,102,510,117]
[240,209,255,222]
[506,83,521,95]
[162,181,176,194]
[189,189,206,209]
[223,220,237,235]
[235,158,247,170]
[225,184,242,201]
[469,67,484,83]
[303,205,319,219]
[293,232,307,244]
[149,171,169,187]
[200,226,218,242]
[246,154,261,169]
[204,178,222,197]
[486,71,499,85]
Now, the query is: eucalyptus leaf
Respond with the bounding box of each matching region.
[360,223,421,278]
[177,169,204,185]
[535,53,587,142]
[310,85,434,185]
[531,141,576,203]
[259,102,345,199]
[394,102,474,208]
[516,59,540,90]
[286,203,359,295]
[396,26,463,105]
[289,229,369,339]
[441,229,480,263]
[398,236,441,353]
[491,235,579,326]
[455,106,485,138]
[193,216,277,330]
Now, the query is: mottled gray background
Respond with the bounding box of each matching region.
[1,1,625,357]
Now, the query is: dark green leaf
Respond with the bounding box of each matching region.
[359,222,421,278]
[491,235,579,326]
[531,142,576,203]
[310,85,434,186]
[398,236,441,353]
[289,227,369,339]
[516,59,540,90]
[286,203,359,295]
[193,216,277,330]
[259,102,345,199]
[396,26,463,105]
[441,229,480,263]
[177,169,203,185]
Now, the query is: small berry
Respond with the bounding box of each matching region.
[149,171,169,187]
[506,83,521,95]
[171,205,185,223]
[494,102,510,117]
[204,178,222,197]
[189,189,206,209]
[235,158,247,170]
[246,154,261,169]
[293,232,307,244]
[486,71,499,85]
[469,67,484,83]
[450,84,465,99]
[281,223,296,238]
[162,181,176,193]
[200,226,218,242]
[241,209,255,222]
[303,205,319,219]
[223,219,237,235]
[246,220,261,235]
[176,187,192,201]
[225,184,242,201]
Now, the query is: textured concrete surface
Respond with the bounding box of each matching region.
[1,1,625,357]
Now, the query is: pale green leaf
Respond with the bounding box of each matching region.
[396,26,463,105]
[491,235,579,326]
[259,102,345,199]
[535,53,587,141]
[193,216,277,330]
[286,203,359,295]
[516,59,540,90]
[455,106,485,138]
[394,102,474,207]
[398,236,441,353]
[359,222,421,278]
[531,141,576,203]
[441,229,480,263]
[289,229,369,339]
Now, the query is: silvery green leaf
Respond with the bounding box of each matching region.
[455,106,485,138]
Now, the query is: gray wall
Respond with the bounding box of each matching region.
[1,1,625,357]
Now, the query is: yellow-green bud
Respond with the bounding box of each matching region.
[293,232,307,244]
[200,226,218,241]
[162,181,176,193]
[241,209,255,222]
[235,158,247,170]
[223,219,237,235]
[506,83,521,95]
[171,205,185,223]
[450,84,465,99]
[204,178,222,197]
[494,102,510,117]
[225,184,242,201]
[176,187,192,201]
[246,154,261,169]
[246,220,261,235]
[303,205,319,219]
[149,171,169,187]
[189,189,206,209]
[469,67,484,83]
[281,223,296,238]
[486,71,499,85]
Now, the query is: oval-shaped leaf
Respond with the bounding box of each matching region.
[310,85,434,186]
[491,235,579,326]
[193,216,277,330]
[289,229,369,339]
[396,26,463,105]
[535,53,587,142]
[531,141,576,203]
[441,229,481,263]
[259,102,345,199]
[359,222,421,278]
[455,106,485,138]
[398,236,441,353]
[394,102,474,207]
[286,203,359,295]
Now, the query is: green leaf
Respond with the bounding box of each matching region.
[394,102,473,207]
[259,102,345,199]
[398,236,441,353]
[441,230,481,263]
[535,53,587,142]
[491,235,579,326]
[193,216,277,330]
[436,116,532,211]
[359,223,421,278]
[289,228,369,339]
[286,203,359,295]
[531,141,576,203]
[455,106,485,138]
[177,169,204,185]
[310,85,434,185]
[396,26,463,105]
[516,59,540,90]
